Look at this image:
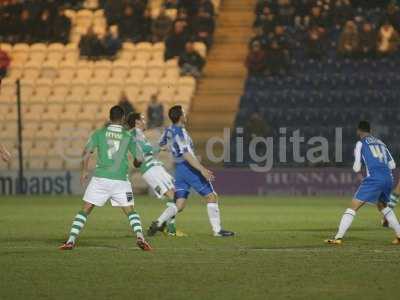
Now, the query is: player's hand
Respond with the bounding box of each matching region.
[0,149,11,162]
[201,168,215,182]
[356,173,363,182]
[133,159,142,168]
[80,171,89,186]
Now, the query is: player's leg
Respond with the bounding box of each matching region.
[325,198,365,245]
[326,179,381,244]
[382,182,400,227]
[389,181,400,209]
[164,191,179,236]
[120,206,152,251]
[147,193,186,236]
[60,177,109,250]
[147,176,188,236]
[202,190,234,237]
[60,202,95,250]
[111,180,152,251]
[377,186,400,244]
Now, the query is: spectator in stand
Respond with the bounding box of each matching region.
[254,6,275,32]
[192,7,215,48]
[294,0,314,29]
[131,0,147,18]
[79,26,102,59]
[266,40,289,76]
[338,20,359,57]
[244,112,270,148]
[359,22,377,58]
[386,2,400,32]
[245,41,267,76]
[118,5,144,42]
[119,91,136,116]
[142,8,153,41]
[152,8,173,42]
[0,49,10,80]
[16,8,34,43]
[377,22,399,56]
[147,95,164,128]
[255,0,270,16]
[104,0,124,25]
[164,0,179,9]
[332,0,353,26]
[272,25,289,50]
[52,8,71,44]
[305,26,325,59]
[249,27,268,50]
[35,9,52,42]
[164,21,189,60]
[179,0,200,17]
[277,0,295,26]
[175,8,189,31]
[178,41,205,78]
[308,6,327,29]
[102,25,122,57]
[262,12,278,35]
[198,0,215,17]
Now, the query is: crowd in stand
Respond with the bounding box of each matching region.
[246,0,400,76]
[102,0,216,62]
[0,0,75,44]
[0,0,216,63]
[79,25,122,59]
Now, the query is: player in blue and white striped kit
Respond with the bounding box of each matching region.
[147,105,234,237]
[326,121,400,245]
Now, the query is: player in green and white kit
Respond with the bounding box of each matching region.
[60,106,152,251]
[126,112,184,236]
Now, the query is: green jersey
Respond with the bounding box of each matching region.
[131,128,163,174]
[86,124,136,181]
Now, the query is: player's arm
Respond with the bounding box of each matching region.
[128,137,140,168]
[0,144,11,162]
[352,141,363,173]
[81,131,98,185]
[386,148,396,170]
[174,129,214,180]
[387,148,399,208]
[158,128,169,151]
[182,152,215,181]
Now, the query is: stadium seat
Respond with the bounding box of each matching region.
[46,157,64,170]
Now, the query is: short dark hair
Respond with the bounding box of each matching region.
[109,105,125,122]
[358,121,371,133]
[168,105,183,124]
[126,112,141,129]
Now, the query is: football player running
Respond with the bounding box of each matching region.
[60,106,152,251]
[147,105,234,237]
[126,112,185,236]
[325,121,400,245]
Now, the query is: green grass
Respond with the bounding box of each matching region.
[0,195,399,300]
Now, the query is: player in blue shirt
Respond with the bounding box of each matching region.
[326,121,400,245]
[147,105,234,237]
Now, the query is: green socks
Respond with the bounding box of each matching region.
[67,211,88,244]
[128,211,143,238]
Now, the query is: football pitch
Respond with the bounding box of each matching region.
[0,196,399,300]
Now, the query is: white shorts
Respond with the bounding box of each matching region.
[142,165,175,199]
[83,177,134,207]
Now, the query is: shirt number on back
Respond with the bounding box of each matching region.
[369,145,385,162]
[107,139,121,159]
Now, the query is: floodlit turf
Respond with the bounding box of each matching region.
[0,195,399,300]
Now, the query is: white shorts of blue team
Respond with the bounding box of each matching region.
[83,177,134,207]
[142,165,175,199]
